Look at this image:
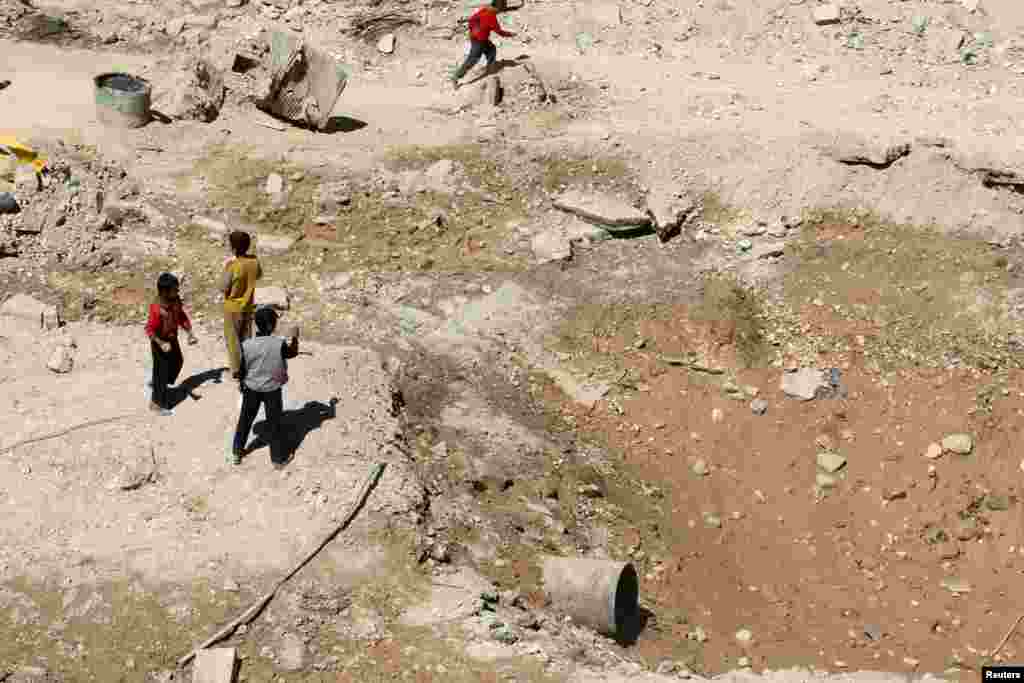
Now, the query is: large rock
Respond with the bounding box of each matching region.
[780,367,827,401]
[826,133,911,168]
[256,286,290,310]
[46,343,74,374]
[1,293,60,330]
[812,4,840,25]
[377,33,395,54]
[553,190,651,229]
[159,58,226,123]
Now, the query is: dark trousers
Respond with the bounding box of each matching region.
[234,387,285,463]
[454,39,497,80]
[150,338,183,409]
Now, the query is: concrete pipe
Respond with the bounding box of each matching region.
[541,556,639,637]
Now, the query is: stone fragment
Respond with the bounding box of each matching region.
[941,433,973,455]
[812,4,840,25]
[553,190,651,229]
[192,647,237,683]
[817,452,847,473]
[376,33,395,54]
[780,367,826,401]
[256,285,290,310]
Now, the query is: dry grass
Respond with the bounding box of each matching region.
[691,272,770,368]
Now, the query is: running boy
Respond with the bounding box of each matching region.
[451,0,516,89]
[221,230,262,379]
[231,306,299,467]
[145,272,198,415]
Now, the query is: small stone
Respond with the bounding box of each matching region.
[923,443,943,459]
[864,624,882,641]
[703,512,722,528]
[750,398,768,415]
[816,452,847,473]
[738,656,751,667]
[223,578,240,591]
[904,657,920,669]
[711,408,724,423]
[377,33,395,54]
[781,367,827,401]
[985,494,1010,512]
[656,660,679,675]
[735,628,753,643]
[265,173,285,196]
[691,459,709,476]
[954,517,979,542]
[47,345,73,373]
[941,433,973,455]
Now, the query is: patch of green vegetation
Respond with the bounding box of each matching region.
[0,576,244,681]
[539,152,637,195]
[785,208,1019,371]
[699,190,740,227]
[691,272,771,368]
[48,253,174,323]
[190,144,317,235]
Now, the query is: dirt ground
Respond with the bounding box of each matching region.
[5,0,1024,680]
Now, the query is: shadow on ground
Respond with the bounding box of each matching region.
[322,116,368,134]
[168,367,227,408]
[616,606,653,647]
[250,397,339,465]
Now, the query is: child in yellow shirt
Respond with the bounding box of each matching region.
[221,231,262,379]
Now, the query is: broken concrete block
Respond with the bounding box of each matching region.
[377,33,395,54]
[192,647,237,683]
[1,293,60,330]
[255,30,350,131]
[553,190,651,229]
[256,285,290,310]
[531,228,572,264]
[812,4,840,25]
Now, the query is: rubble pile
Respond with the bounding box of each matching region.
[0,142,143,271]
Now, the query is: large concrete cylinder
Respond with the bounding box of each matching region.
[541,556,639,637]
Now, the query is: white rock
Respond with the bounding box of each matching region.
[0,293,60,330]
[377,33,395,54]
[531,228,572,264]
[780,367,826,400]
[812,3,840,25]
[256,286,290,311]
[923,443,943,459]
[265,173,285,196]
[47,345,73,373]
[816,451,847,473]
[254,233,296,254]
[941,433,974,455]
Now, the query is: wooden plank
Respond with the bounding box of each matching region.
[192,647,237,683]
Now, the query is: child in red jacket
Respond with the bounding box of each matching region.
[144,272,197,416]
[452,0,516,88]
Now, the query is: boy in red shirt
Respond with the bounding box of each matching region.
[451,0,516,88]
[144,272,198,416]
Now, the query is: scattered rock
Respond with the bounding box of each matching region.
[192,215,229,237]
[376,33,395,54]
[0,293,60,330]
[553,190,651,229]
[941,433,973,455]
[256,285,290,311]
[482,75,503,107]
[954,517,979,541]
[277,633,307,672]
[752,241,786,260]
[165,17,186,36]
[817,452,847,473]
[223,578,240,591]
[812,4,840,25]
[780,367,827,401]
[711,407,724,423]
[936,542,960,560]
[703,512,722,528]
[735,628,753,643]
[863,624,882,641]
[318,272,352,294]
[691,458,709,476]
[984,494,1010,512]
[750,398,768,415]
[923,443,943,460]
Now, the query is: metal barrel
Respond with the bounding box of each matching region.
[94,73,151,129]
[541,556,639,636]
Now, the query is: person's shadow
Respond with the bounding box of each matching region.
[168,368,228,408]
[249,398,339,466]
[462,56,531,87]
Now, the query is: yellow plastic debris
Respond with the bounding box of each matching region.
[0,136,45,173]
